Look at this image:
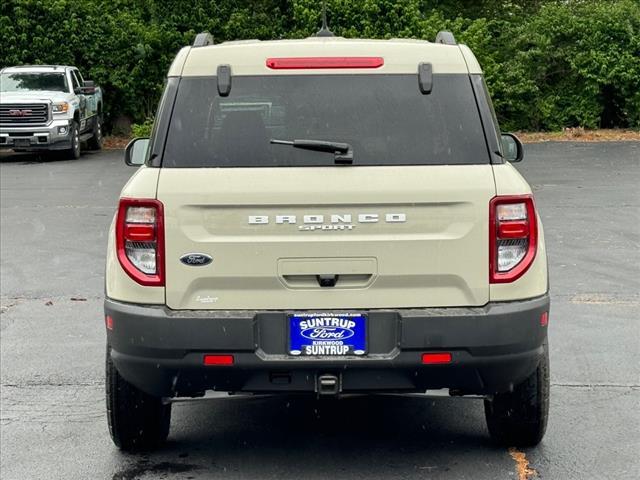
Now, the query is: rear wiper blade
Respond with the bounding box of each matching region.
[271,138,349,153]
[270,138,353,164]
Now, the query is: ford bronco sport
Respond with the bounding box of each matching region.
[105,31,550,451]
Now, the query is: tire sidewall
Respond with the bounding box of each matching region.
[105,345,171,450]
[69,121,81,159]
[484,340,550,446]
[90,116,103,150]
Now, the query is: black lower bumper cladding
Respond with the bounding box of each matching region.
[105,295,550,398]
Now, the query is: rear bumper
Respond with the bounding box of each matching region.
[105,295,550,397]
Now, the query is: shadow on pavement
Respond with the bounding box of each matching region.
[111,394,507,479]
[0,150,103,164]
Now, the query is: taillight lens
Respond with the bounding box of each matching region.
[115,198,164,286]
[489,195,537,283]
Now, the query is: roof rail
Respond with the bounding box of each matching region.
[435,31,457,46]
[193,32,214,48]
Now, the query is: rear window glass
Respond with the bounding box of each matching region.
[163,74,489,167]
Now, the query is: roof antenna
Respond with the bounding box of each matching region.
[315,1,335,37]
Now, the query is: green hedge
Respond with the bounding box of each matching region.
[1,0,639,131]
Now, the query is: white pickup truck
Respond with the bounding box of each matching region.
[0,65,103,158]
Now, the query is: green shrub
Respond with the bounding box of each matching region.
[1,0,638,131]
[494,0,640,130]
[131,118,154,138]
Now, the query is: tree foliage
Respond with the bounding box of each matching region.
[1,0,638,131]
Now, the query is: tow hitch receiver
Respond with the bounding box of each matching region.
[316,373,341,395]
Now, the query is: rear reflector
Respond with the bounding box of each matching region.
[105,315,113,330]
[421,352,452,364]
[203,354,234,366]
[266,57,384,69]
[540,311,549,327]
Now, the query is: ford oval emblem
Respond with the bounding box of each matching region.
[300,327,355,341]
[180,253,213,266]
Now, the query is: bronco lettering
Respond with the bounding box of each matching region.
[248,213,406,225]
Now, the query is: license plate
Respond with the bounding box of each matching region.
[14,138,30,147]
[289,313,367,356]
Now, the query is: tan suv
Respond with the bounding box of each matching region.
[104,30,550,451]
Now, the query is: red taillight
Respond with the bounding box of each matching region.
[421,352,452,364]
[203,354,234,366]
[266,56,384,69]
[105,315,113,330]
[489,195,538,283]
[115,198,165,286]
[124,223,156,242]
[497,221,528,239]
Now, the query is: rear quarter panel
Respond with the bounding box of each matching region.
[490,163,548,301]
[105,166,164,304]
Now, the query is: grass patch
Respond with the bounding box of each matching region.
[517,128,640,143]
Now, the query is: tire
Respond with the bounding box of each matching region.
[63,121,81,160]
[86,115,103,150]
[106,346,171,451]
[484,340,550,446]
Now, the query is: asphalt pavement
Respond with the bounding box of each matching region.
[1,143,639,479]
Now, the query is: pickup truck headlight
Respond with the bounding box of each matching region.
[52,102,69,114]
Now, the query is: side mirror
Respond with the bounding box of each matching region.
[124,138,150,166]
[501,133,524,163]
[79,80,96,95]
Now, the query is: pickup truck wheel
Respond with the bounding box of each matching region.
[484,340,550,446]
[106,346,171,451]
[87,116,103,150]
[63,121,81,159]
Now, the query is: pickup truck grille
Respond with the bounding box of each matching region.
[0,103,49,125]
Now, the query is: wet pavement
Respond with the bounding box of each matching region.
[1,143,639,479]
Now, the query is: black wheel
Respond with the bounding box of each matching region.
[106,346,171,451]
[87,115,103,150]
[63,121,81,159]
[484,340,550,446]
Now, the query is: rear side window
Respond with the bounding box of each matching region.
[70,71,81,92]
[163,74,489,167]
